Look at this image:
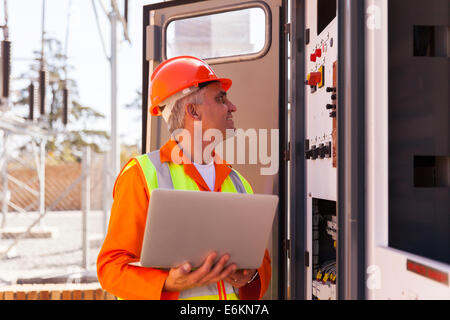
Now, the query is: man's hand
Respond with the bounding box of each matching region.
[225,269,258,289]
[163,252,237,292]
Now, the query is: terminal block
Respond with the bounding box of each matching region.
[305,140,332,160]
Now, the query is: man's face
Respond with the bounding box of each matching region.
[197,82,237,137]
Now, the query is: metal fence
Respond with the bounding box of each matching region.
[0,141,113,287]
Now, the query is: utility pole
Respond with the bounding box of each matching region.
[94,0,130,177]
[109,8,119,177]
[109,0,130,176]
[92,0,130,235]
[1,0,11,108]
[62,0,72,127]
[37,0,47,227]
[109,0,129,240]
[39,0,47,117]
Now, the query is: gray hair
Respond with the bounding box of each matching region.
[166,87,206,134]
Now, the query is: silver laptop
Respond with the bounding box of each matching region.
[139,189,278,270]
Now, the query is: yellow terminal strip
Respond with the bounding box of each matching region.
[316,271,322,281]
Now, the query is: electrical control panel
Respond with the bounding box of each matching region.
[305,0,337,300]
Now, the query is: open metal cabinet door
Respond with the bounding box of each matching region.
[365,0,450,300]
[142,0,289,300]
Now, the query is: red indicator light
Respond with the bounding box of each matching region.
[315,48,322,58]
[310,53,317,62]
[307,72,322,86]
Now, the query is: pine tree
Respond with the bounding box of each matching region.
[13,38,109,162]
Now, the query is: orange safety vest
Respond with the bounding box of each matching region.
[118,150,253,300]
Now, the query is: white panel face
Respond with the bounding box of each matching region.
[373,247,450,300]
[305,0,337,300]
[365,0,450,300]
[365,0,389,300]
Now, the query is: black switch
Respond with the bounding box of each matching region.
[319,143,325,159]
[329,111,336,118]
[305,150,312,160]
[326,104,335,110]
[311,145,318,160]
[326,87,336,93]
[325,142,332,158]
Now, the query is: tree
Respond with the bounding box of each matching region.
[13,38,109,162]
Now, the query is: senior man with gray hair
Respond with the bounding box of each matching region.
[97,56,272,300]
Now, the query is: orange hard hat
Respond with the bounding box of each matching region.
[148,56,232,116]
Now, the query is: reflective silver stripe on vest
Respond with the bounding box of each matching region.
[228,169,246,194]
[147,150,246,194]
[178,281,238,300]
[146,150,174,189]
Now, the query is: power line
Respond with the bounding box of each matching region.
[111,0,130,44]
[63,0,73,127]
[90,0,130,235]
[91,0,109,61]
[2,0,9,40]
[3,0,7,25]
[40,0,46,68]
[39,0,47,116]
[96,0,109,17]
[91,0,132,202]
[64,0,73,63]
[1,0,10,99]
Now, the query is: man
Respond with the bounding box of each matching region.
[97,56,271,300]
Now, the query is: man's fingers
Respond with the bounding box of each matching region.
[200,254,230,284]
[164,264,192,292]
[170,263,191,283]
[220,263,237,279]
[211,254,230,274]
[189,252,217,283]
[243,269,255,276]
[178,263,191,276]
[224,268,256,288]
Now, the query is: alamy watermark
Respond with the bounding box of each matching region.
[171,121,279,176]
[366,264,381,290]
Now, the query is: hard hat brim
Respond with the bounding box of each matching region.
[149,77,232,116]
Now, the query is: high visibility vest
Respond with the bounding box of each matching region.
[134,150,253,300]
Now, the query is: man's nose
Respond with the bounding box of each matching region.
[226,99,237,112]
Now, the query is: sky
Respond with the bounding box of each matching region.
[5,0,165,146]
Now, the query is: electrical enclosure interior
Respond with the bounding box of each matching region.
[305,0,338,300]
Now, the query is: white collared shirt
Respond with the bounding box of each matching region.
[193,161,216,191]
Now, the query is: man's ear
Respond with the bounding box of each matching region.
[186,103,201,120]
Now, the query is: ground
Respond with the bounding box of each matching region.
[0,210,105,286]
